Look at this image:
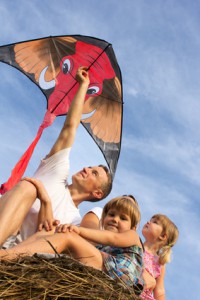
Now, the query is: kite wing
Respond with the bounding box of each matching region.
[0,35,123,194]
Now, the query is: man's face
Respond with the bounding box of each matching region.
[72,166,107,197]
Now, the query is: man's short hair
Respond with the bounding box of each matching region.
[89,165,112,202]
[99,164,112,198]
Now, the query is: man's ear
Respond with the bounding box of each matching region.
[92,189,104,200]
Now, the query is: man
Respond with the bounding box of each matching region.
[0,67,112,247]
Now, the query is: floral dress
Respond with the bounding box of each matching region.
[140,251,161,300]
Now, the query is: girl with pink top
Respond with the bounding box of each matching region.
[141,214,179,300]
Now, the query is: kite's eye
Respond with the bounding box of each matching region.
[87,86,100,95]
[62,59,71,74]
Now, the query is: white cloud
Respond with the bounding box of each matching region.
[123,134,200,186]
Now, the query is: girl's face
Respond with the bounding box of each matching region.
[142,217,164,242]
[103,208,132,233]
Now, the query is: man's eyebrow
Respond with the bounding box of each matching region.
[88,166,100,176]
[93,168,99,176]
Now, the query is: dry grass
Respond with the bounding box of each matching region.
[0,254,142,300]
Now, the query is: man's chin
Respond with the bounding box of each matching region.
[74,172,83,178]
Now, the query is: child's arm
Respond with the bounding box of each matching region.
[143,269,156,291]
[153,265,166,300]
[57,225,141,247]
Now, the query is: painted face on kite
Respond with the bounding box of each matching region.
[41,41,116,114]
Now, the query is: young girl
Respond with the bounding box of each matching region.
[141,214,179,300]
[0,195,144,291]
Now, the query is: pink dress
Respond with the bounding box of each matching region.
[140,251,161,300]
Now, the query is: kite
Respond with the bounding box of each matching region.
[0,35,123,194]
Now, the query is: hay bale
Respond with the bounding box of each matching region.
[0,254,142,299]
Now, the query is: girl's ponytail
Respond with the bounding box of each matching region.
[158,244,172,264]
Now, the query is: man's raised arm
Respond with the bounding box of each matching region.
[47,67,90,158]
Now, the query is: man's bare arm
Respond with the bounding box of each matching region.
[47,67,90,157]
[22,177,59,231]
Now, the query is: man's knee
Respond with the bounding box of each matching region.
[0,180,37,206]
[15,180,37,196]
[7,180,38,205]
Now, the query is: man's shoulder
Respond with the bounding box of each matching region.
[44,147,72,161]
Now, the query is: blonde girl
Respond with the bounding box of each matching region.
[0,196,144,290]
[141,214,179,300]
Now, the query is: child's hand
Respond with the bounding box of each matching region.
[76,66,90,86]
[56,224,80,234]
[143,269,156,291]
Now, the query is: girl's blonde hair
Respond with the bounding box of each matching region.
[101,195,141,229]
[153,214,179,265]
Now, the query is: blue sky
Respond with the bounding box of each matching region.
[0,1,199,299]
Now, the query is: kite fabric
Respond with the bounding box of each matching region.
[0,35,123,194]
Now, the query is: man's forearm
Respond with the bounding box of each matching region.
[65,82,89,129]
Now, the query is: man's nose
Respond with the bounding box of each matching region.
[83,167,89,173]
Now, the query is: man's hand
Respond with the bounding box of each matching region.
[38,219,60,232]
[76,66,90,86]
